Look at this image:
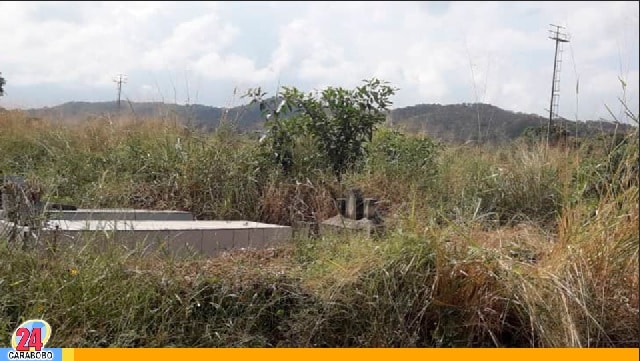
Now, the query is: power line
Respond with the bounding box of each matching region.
[113,74,128,110]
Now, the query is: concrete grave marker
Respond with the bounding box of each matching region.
[320,188,384,237]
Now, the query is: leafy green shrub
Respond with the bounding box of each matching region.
[366,127,441,189]
[246,78,397,182]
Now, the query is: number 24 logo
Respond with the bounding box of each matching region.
[15,327,44,351]
[11,320,52,352]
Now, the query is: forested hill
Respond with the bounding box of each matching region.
[21,101,635,143]
[388,103,634,143]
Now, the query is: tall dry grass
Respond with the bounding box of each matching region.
[0,109,637,347]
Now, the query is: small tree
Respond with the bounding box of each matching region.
[246,78,397,181]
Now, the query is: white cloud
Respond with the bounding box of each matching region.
[140,13,238,70]
[0,1,637,122]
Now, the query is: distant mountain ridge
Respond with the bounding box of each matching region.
[24,101,266,131]
[21,101,636,143]
[388,103,636,143]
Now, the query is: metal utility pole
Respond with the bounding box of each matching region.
[547,24,569,145]
[113,74,127,110]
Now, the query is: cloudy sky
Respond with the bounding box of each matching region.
[0,1,638,122]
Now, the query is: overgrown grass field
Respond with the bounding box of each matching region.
[0,105,637,347]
